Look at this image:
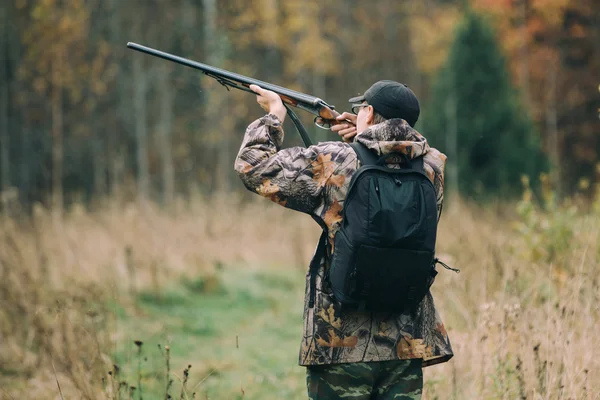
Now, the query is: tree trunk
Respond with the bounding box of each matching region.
[546,61,560,197]
[264,0,281,76]
[519,0,531,108]
[108,0,125,201]
[203,0,230,193]
[444,35,459,199]
[51,47,64,218]
[6,1,28,208]
[0,4,9,214]
[133,16,149,205]
[93,135,107,199]
[158,64,174,205]
[312,5,326,143]
[312,5,327,143]
[20,118,30,207]
[445,90,459,198]
[181,0,196,52]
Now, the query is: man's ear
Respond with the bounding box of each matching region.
[366,105,374,124]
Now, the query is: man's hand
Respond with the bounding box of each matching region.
[331,112,358,143]
[250,84,286,123]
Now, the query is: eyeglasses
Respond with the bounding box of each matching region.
[351,103,369,115]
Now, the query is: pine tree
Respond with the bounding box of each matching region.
[422,10,547,199]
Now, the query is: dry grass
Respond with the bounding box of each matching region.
[424,191,600,399]
[0,194,318,398]
[1,191,598,399]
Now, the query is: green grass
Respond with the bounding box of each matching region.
[111,265,308,400]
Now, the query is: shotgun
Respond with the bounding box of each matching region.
[127,42,345,147]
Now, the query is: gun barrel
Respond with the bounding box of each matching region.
[127,42,324,108]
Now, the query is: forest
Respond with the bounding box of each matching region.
[1,0,598,212]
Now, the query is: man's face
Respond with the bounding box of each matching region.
[355,102,373,134]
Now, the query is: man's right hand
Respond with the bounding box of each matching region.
[331,112,358,143]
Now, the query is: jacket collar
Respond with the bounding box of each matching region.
[355,118,430,161]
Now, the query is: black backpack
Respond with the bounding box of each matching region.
[314,142,442,313]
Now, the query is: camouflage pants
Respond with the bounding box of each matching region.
[306,359,422,400]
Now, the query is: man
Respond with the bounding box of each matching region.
[234,81,453,399]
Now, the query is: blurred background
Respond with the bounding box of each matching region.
[1,0,599,399]
[1,0,598,210]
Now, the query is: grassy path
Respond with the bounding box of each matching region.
[112,266,308,400]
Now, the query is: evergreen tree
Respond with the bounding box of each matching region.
[422,10,547,199]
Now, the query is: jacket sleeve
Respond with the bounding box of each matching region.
[234,114,338,216]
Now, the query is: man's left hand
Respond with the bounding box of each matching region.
[250,84,287,122]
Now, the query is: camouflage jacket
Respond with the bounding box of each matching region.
[235,114,453,368]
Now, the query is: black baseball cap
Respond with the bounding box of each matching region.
[349,80,420,127]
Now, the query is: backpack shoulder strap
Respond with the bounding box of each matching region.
[410,155,424,170]
[350,142,379,166]
[407,155,427,175]
[407,155,443,221]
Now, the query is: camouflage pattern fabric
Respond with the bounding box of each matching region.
[306,359,423,400]
[235,114,453,368]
